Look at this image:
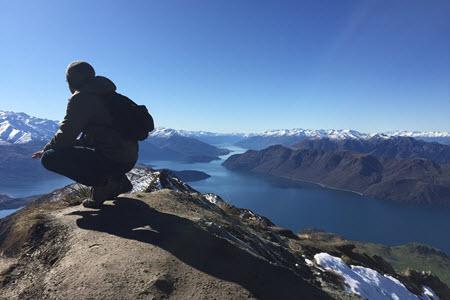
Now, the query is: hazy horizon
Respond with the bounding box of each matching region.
[1,1,449,133]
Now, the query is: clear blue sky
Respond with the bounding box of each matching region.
[1,0,449,133]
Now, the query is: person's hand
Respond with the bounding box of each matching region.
[32,150,44,159]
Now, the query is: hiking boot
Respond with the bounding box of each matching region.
[81,188,97,208]
[82,178,121,208]
[82,198,101,209]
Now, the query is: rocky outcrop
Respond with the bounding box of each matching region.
[0,167,447,299]
[223,145,450,206]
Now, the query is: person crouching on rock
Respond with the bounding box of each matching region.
[32,61,154,208]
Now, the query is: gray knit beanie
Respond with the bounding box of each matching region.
[66,61,95,90]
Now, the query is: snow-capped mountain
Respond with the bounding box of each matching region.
[388,130,450,138]
[151,127,450,147]
[235,128,450,149]
[247,128,450,140]
[0,111,59,144]
[386,130,450,145]
[176,129,250,138]
[1,110,449,146]
[235,129,372,150]
[150,127,248,138]
[149,127,249,145]
[255,128,370,139]
[148,127,180,138]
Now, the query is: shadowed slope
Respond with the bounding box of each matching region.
[68,197,330,300]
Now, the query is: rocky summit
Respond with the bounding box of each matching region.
[0,167,448,299]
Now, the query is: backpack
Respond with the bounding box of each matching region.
[102,92,154,141]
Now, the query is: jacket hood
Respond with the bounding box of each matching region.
[78,76,117,95]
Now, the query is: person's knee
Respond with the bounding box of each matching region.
[41,149,58,171]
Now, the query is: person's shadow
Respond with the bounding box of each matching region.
[68,198,330,300]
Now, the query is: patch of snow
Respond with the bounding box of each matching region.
[153,177,163,190]
[126,167,157,193]
[8,128,19,139]
[314,253,438,300]
[15,132,32,143]
[203,193,226,205]
[304,258,314,267]
[422,286,439,299]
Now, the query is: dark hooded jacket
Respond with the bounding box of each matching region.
[43,76,139,164]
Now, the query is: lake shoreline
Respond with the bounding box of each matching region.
[277,174,365,197]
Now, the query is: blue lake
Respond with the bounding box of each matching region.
[0,208,21,219]
[0,177,73,198]
[1,145,450,255]
[146,145,450,255]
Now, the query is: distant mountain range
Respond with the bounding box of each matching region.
[2,110,450,202]
[223,145,450,206]
[387,130,450,145]
[224,129,450,207]
[235,129,450,150]
[149,128,247,145]
[142,129,230,163]
[2,110,449,147]
[147,128,450,148]
[0,111,230,162]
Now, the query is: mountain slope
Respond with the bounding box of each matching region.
[142,129,230,163]
[145,134,229,162]
[0,111,59,144]
[223,145,450,206]
[0,167,447,299]
[150,127,247,144]
[293,136,450,164]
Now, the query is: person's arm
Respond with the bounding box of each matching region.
[43,94,92,151]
